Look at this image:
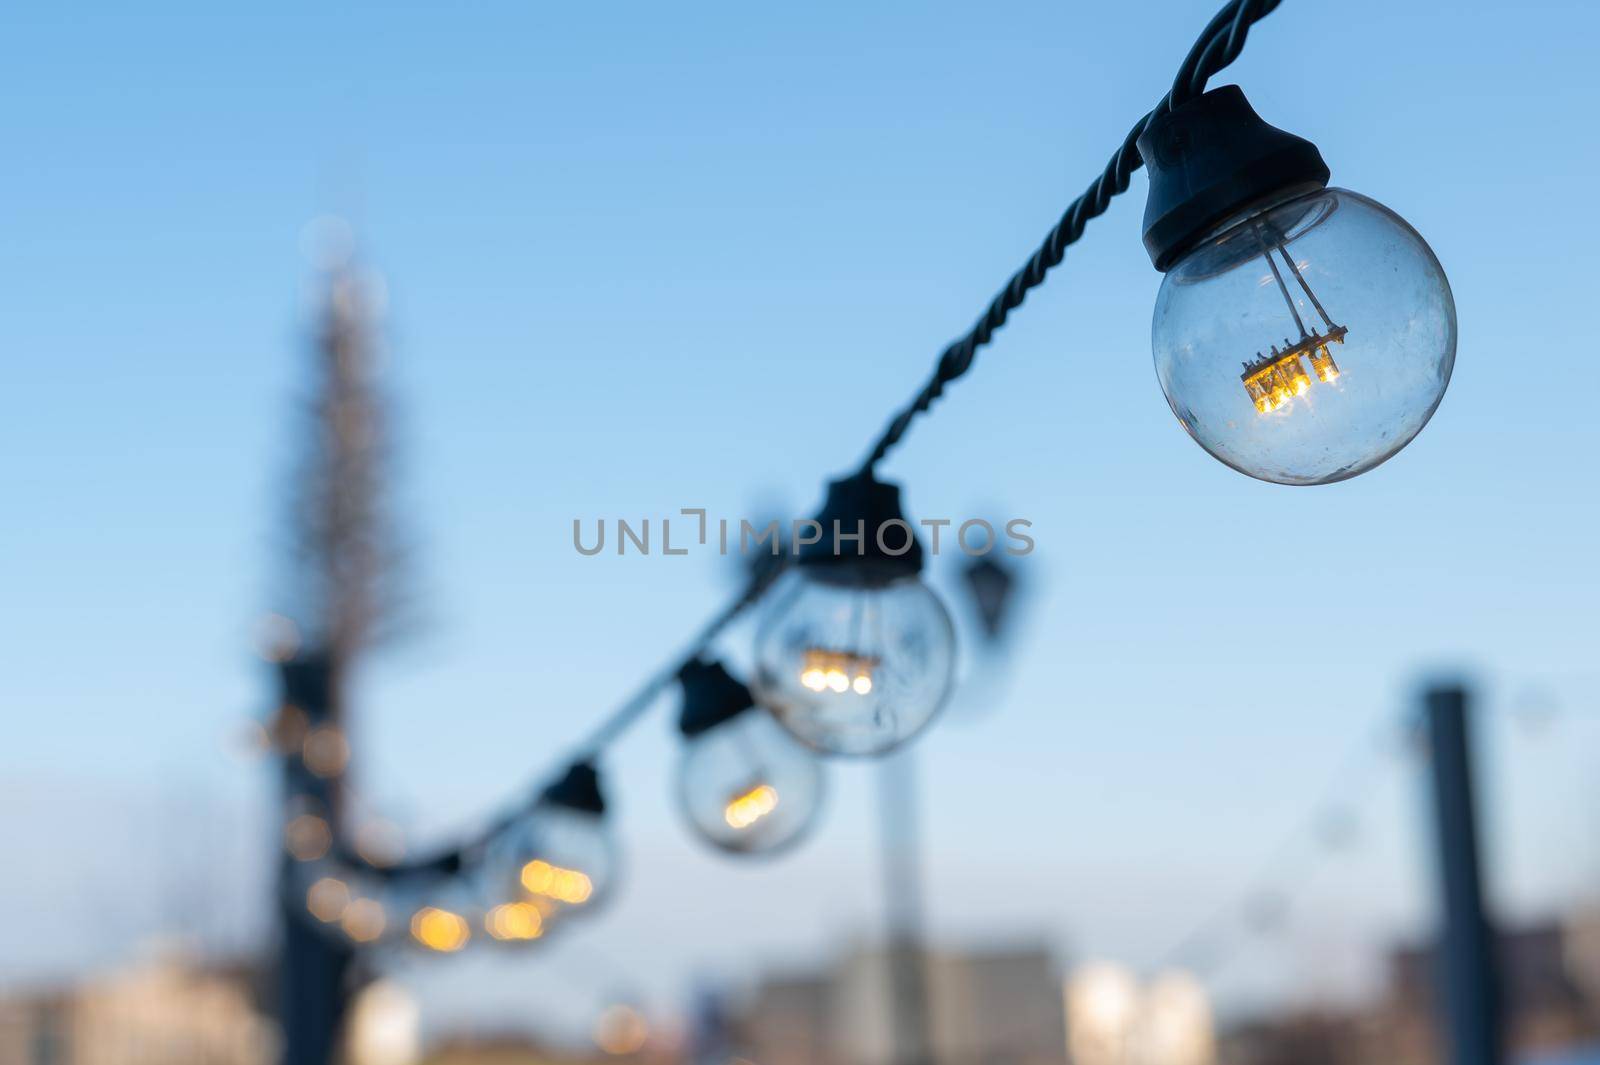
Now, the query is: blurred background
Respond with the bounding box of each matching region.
[3,0,1599,1063]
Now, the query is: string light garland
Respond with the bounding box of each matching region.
[276,0,1451,949]
[856,0,1287,474]
[1151,686,1600,979]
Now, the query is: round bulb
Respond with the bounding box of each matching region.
[678,707,825,855]
[489,804,616,934]
[753,569,956,757]
[1152,188,1455,485]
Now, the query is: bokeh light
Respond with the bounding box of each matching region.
[341,897,388,943]
[410,906,471,952]
[285,814,332,861]
[594,1004,649,1056]
[306,876,350,922]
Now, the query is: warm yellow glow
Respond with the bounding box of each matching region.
[724,783,780,830]
[485,901,544,941]
[285,814,332,861]
[1243,349,1311,415]
[1243,327,1347,414]
[799,648,877,695]
[1310,342,1341,383]
[410,906,471,952]
[521,859,594,904]
[307,877,350,922]
[594,1004,649,1056]
[341,897,387,942]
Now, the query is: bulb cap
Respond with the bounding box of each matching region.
[677,659,756,738]
[542,761,606,815]
[797,472,925,586]
[1138,85,1329,272]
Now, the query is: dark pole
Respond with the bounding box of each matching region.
[1424,683,1505,1065]
[878,749,934,1065]
[278,656,354,1065]
[272,258,394,1064]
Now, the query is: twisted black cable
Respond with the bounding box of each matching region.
[357,556,788,880]
[859,0,1280,474]
[294,0,1288,907]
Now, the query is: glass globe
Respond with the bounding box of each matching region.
[1152,187,1455,485]
[489,804,617,933]
[753,569,956,757]
[678,706,824,855]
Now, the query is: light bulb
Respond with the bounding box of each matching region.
[1153,188,1454,483]
[488,762,616,934]
[751,473,955,757]
[755,570,956,756]
[676,660,824,854]
[1139,86,1455,485]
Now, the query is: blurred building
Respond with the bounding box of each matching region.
[1387,917,1600,1062]
[1219,915,1600,1065]
[737,942,1066,1065]
[1064,964,1214,1065]
[0,950,273,1065]
[420,1038,609,1065]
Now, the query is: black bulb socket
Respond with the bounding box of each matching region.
[1138,85,1329,272]
[796,471,925,587]
[542,761,606,816]
[677,659,757,738]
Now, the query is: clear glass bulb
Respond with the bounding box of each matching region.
[1153,188,1455,485]
[488,805,616,934]
[678,707,824,855]
[753,569,956,757]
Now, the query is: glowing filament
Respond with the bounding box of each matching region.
[411,906,470,952]
[799,648,876,695]
[485,901,544,941]
[1241,338,1331,416]
[724,783,780,829]
[1310,343,1341,383]
[521,859,594,904]
[1245,243,1348,415]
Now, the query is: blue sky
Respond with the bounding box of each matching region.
[3,0,1599,1035]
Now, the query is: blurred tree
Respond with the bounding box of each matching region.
[275,239,407,1065]
[284,253,408,673]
